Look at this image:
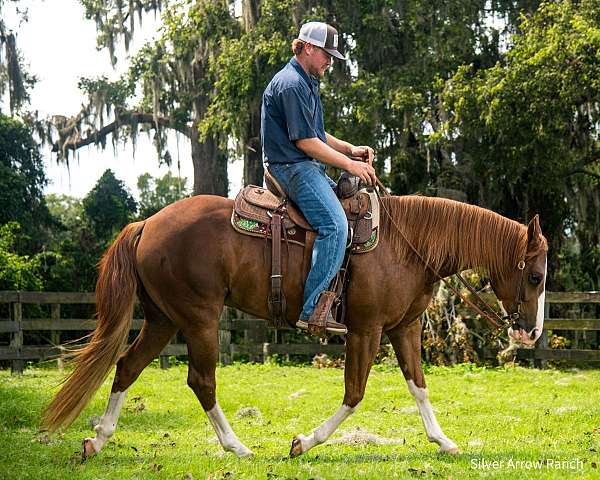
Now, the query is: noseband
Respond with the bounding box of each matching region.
[455,259,527,334]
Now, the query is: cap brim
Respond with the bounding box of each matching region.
[323,48,345,60]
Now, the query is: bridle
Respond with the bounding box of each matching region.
[455,259,527,333]
[373,178,528,336]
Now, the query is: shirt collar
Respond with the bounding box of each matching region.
[290,57,318,91]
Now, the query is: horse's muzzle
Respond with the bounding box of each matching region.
[508,327,538,346]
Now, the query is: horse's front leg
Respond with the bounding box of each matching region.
[290,329,382,457]
[387,321,459,454]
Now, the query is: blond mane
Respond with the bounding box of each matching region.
[379,195,529,280]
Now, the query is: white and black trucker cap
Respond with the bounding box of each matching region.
[298,22,344,60]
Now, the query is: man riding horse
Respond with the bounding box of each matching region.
[261,21,377,335]
[42,20,549,463]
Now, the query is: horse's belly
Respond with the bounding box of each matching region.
[224,233,306,324]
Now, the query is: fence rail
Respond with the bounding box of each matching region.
[1,290,598,373]
[515,290,600,368]
[0,291,344,374]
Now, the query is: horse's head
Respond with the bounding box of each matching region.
[491,215,548,347]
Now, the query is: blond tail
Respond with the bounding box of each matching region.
[42,221,145,432]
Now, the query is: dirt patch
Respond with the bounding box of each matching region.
[288,389,306,400]
[327,427,405,446]
[234,406,263,422]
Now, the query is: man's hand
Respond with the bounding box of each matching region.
[345,158,377,186]
[350,145,374,166]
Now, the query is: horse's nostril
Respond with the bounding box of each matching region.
[529,329,537,340]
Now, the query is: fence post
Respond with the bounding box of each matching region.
[244,313,267,363]
[262,342,271,362]
[219,308,232,365]
[534,300,550,369]
[10,296,24,375]
[50,303,63,371]
[159,330,171,369]
[159,350,170,369]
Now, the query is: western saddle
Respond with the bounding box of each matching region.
[231,170,380,330]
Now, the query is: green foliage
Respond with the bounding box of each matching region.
[66,0,234,195]
[201,0,295,143]
[78,76,135,122]
[0,2,36,114]
[83,169,137,242]
[137,171,189,219]
[43,194,100,292]
[441,0,600,287]
[0,222,43,290]
[80,0,166,66]
[12,0,600,293]
[0,113,51,252]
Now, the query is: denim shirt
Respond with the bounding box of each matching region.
[260,57,326,164]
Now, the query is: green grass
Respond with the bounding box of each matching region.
[1,362,599,479]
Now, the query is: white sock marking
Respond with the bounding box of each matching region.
[206,402,253,457]
[86,390,127,453]
[534,258,548,341]
[407,380,457,452]
[298,404,357,453]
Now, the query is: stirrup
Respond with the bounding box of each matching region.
[296,318,347,335]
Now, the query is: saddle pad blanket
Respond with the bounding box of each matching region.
[231,186,380,254]
[231,211,307,246]
[234,185,313,231]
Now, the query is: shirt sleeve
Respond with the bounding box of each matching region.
[279,85,318,141]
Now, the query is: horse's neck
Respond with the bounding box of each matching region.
[383,196,525,279]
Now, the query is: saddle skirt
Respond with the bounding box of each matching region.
[231,178,380,254]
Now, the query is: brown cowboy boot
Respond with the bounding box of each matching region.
[296,291,347,336]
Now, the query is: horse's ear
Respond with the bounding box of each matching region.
[527,214,542,251]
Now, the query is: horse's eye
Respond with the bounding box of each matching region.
[529,273,542,285]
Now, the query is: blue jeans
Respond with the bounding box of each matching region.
[268,161,348,320]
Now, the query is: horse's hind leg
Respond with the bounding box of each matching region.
[82,292,177,458]
[387,321,458,454]
[181,306,253,458]
[290,329,382,457]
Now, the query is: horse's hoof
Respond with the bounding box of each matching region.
[439,446,460,455]
[235,447,254,458]
[82,438,97,460]
[289,437,304,458]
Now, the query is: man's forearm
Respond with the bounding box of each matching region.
[325,132,353,156]
[295,137,377,185]
[295,137,353,170]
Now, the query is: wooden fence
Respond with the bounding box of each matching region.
[0,291,344,374]
[0,290,598,374]
[516,291,600,367]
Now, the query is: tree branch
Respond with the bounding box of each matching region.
[568,168,600,181]
[51,111,192,156]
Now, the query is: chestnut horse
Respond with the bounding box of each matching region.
[42,194,548,459]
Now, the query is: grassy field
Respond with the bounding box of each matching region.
[1,361,599,479]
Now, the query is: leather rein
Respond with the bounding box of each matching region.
[373,177,526,335]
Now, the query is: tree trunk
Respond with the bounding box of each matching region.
[243,103,263,187]
[190,128,228,196]
[241,0,263,187]
[242,0,260,30]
